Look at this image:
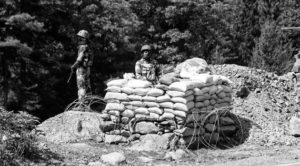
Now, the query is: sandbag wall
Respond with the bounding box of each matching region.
[103,75,237,147]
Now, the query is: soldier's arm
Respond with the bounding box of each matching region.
[72,45,87,69]
[77,45,87,62]
[146,66,156,81]
[135,60,142,79]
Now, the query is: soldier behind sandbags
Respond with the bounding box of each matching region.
[71,30,93,101]
[135,44,159,83]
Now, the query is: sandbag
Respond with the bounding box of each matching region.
[195,101,205,108]
[121,87,134,95]
[104,92,129,101]
[210,99,217,105]
[107,79,128,87]
[159,102,174,109]
[128,95,143,101]
[108,110,121,117]
[171,95,194,104]
[203,100,210,107]
[200,87,210,94]
[156,94,171,103]
[147,88,164,97]
[130,101,145,107]
[164,108,175,114]
[144,102,160,108]
[122,109,135,118]
[135,114,149,121]
[189,74,213,84]
[194,88,204,96]
[173,110,187,118]
[125,79,152,88]
[132,88,149,96]
[168,81,195,92]
[159,73,180,85]
[222,86,233,93]
[186,113,205,123]
[155,84,169,91]
[105,86,121,93]
[125,105,139,110]
[110,115,120,123]
[220,117,235,126]
[149,113,160,120]
[211,94,218,100]
[135,107,149,115]
[173,102,195,112]
[217,92,226,98]
[174,127,205,137]
[159,112,175,121]
[195,95,210,102]
[167,90,193,97]
[209,85,218,95]
[148,107,163,115]
[105,103,125,111]
[142,96,157,102]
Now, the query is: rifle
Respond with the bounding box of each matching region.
[67,67,74,83]
[281,27,300,31]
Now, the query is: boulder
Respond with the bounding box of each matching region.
[36,111,104,143]
[101,152,126,165]
[134,122,159,134]
[175,58,210,78]
[105,135,127,144]
[128,133,175,151]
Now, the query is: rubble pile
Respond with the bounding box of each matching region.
[210,64,300,146]
[103,71,239,148]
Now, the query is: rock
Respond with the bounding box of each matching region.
[164,149,186,161]
[290,116,300,137]
[128,133,175,151]
[120,130,131,138]
[101,152,126,165]
[175,58,210,78]
[94,134,105,143]
[127,133,140,142]
[134,122,159,134]
[105,135,127,144]
[138,156,154,163]
[36,111,104,143]
[88,161,104,166]
[100,121,119,133]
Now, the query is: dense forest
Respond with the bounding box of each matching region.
[1,0,300,120]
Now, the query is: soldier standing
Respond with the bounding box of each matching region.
[71,30,93,101]
[135,44,157,83]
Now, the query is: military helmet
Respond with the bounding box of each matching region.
[141,45,151,52]
[77,30,89,39]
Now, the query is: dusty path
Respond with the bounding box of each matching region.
[39,139,300,166]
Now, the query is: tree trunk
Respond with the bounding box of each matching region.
[0,51,9,109]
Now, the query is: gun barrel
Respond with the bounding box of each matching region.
[281,27,300,31]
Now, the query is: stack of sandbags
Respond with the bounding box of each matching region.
[192,74,233,112]
[104,79,129,123]
[175,110,238,149]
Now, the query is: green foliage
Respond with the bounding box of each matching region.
[252,21,293,74]
[0,107,40,166]
[0,0,300,122]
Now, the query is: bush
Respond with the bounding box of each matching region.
[0,107,40,166]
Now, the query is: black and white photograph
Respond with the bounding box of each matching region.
[1,0,300,165]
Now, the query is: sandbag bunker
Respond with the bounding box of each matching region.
[103,74,238,149]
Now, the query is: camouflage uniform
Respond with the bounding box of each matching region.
[74,43,93,100]
[135,58,157,82]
